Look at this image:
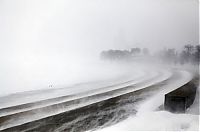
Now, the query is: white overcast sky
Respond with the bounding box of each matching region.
[0,0,198,61]
[0,0,198,94]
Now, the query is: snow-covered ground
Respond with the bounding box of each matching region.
[0,61,144,96]
[95,70,199,131]
[0,62,149,108]
[0,62,198,131]
[0,62,172,108]
[0,63,174,130]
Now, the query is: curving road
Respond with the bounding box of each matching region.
[0,67,192,132]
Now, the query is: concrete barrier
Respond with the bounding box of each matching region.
[164,81,197,113]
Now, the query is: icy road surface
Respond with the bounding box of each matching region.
[0,65,196,131]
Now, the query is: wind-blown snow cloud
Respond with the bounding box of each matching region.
[0,0,198,95]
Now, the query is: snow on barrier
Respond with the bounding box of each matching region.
[164,81,197,113]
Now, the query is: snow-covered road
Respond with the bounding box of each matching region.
[0,65,196,131]
[96,70,198,131]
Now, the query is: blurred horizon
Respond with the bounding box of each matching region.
[0,0,198,95]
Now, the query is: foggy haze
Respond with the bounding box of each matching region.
[0,1,199,131]
[0,0,198,56]
[0,0,198,94]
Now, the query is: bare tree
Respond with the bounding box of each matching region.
[184,44,194,55]
[193,45,200,63]
[131,48,141,55]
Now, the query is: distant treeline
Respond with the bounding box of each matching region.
[100,48,149,60]
[157,44,200,65]
[100,44,200,64]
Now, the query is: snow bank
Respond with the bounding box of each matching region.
[97,111,198,131]
[96,70,199,131]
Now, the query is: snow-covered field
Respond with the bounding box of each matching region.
[0,61,141,97]
[0,62,198,131]
[0,62,172,130]
[0,62,148,107]
[95,69,199,131]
